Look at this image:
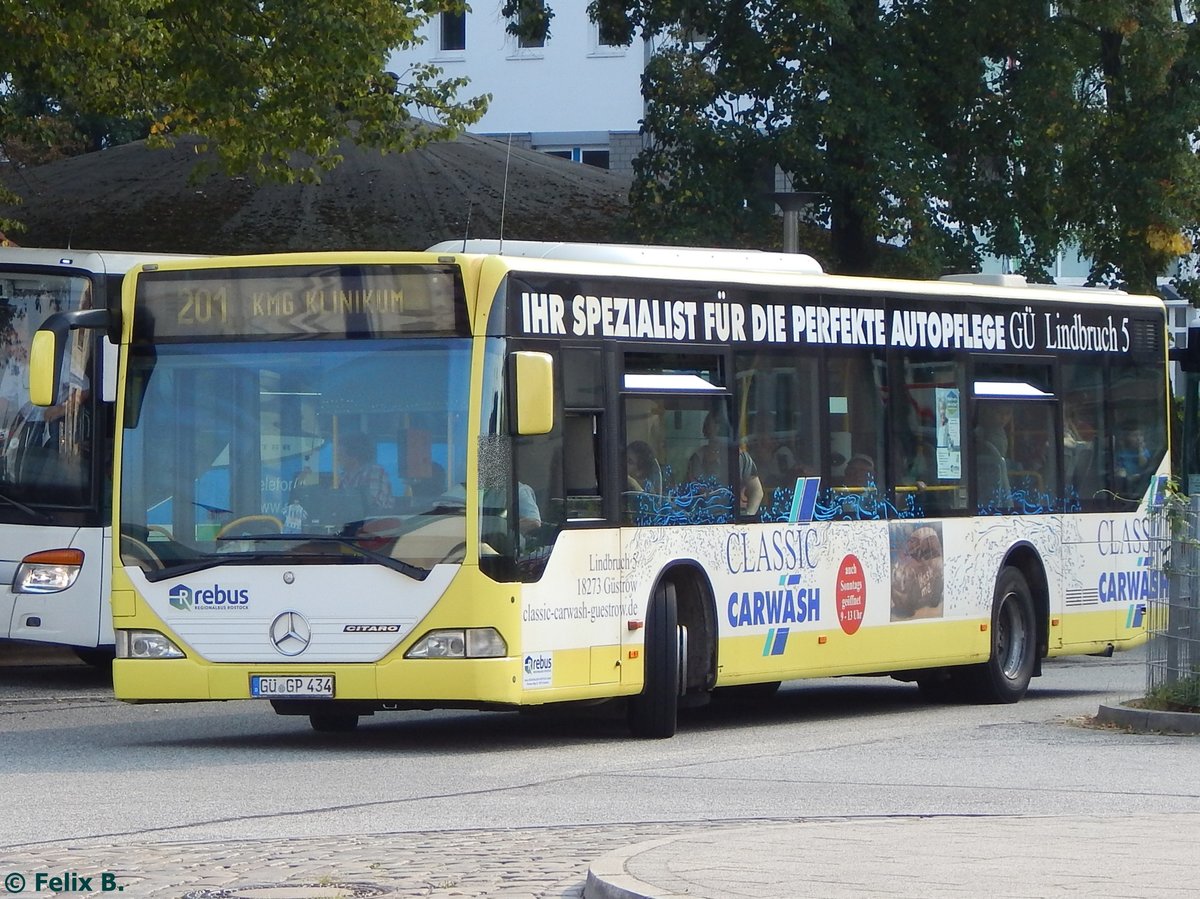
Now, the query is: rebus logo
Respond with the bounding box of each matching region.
[167,583,250,611]
[168,585,193,611]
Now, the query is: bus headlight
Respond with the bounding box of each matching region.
[14,549,84,594]
[405,628,507,659]
[116,630,185,659]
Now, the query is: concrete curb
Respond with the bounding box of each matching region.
[1096,701,1200,734]
[584,834,681,899]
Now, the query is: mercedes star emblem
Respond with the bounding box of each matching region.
[269,610,311,656]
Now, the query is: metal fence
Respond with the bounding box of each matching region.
[1147,494,1200,707]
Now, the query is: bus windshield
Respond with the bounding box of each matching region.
[0,270,95,513]
[119,337,471,580]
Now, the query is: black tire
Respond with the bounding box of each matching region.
[309,709,360,733]
[965,566,1037,704]
[628,580,680,738]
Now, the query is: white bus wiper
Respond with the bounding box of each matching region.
[215,532,430,581]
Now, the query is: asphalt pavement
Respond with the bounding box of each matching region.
[3,640,1197,898]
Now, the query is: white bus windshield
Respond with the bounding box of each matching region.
[0,271,95,513]
[119,337,471,580]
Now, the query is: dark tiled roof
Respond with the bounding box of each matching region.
[0,132,633,254]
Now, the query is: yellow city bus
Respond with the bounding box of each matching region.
[31,242,1168,736]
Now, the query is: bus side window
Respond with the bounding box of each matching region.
[561,348,604,522]
[1105,360,1167,509]
[825,352,886,512]
[1062,360,1106,509]
[892,354,966,516]
[562,413,601,521]
[1008,404,1058,506]
[737,351,821,523]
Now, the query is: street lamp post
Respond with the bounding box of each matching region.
[772,191,823,254]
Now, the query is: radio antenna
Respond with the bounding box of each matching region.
[462,201,472,252]
[499,133,513,253]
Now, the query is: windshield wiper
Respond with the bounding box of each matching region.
[215,532,430,581]
[0,490,50,522]
[142,551,283,582]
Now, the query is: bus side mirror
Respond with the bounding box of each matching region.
[510,351,554,435]
[29,309,111,407]
[29,330,59,407]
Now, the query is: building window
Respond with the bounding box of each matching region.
[597,17,625,47]
[514,0,548,49]
[542,147,610,170]
[440,11,466,52]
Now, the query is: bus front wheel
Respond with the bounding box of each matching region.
[967,566,1037,704]
[628,580,681,739]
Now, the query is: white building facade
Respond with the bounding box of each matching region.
[390,6,648,175]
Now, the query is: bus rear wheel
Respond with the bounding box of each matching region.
[628,580,681,739]
[966,566,1036,704]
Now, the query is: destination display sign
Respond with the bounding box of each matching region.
[135,263,468,341]
[508,274,1161,357]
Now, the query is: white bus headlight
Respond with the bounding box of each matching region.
[14,549,84,594]
[116,630,185,659]
[405,628,507,659]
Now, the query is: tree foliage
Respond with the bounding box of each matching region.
[0,0,488,228]
[581,0,1200,292]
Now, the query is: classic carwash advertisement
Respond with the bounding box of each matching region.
[517,496,1160,692]
[517,517,983,690]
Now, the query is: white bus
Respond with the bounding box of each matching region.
[31,242,1167,730]
[1,248,194,661]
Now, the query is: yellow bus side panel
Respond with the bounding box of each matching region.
[1053,606,1148,657]
[715,617,991,685]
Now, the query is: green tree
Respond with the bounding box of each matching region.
[581,0,1200,290]
[1050,3,1200,293]
[0,0,487,226]
[583,0,1007,274]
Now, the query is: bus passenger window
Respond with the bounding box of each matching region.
[563,413,601,521]
[737,352,820,523]
[974,402,1014,511]
[892,355,966,517]
[825,352,885,515]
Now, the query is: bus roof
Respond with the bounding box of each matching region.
[0,246,202,275]
[426,240,1162,311]
[426,239,826,276]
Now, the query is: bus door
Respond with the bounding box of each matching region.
[513,345,625,690]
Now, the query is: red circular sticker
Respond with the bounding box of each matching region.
[836,554,866,635]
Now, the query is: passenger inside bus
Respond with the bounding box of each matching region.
[686,409,763,516]
[841,453,876,488]
[974,403,1013,508]
[1114,421,1153,495]
[626,440,663,494]
[338,431,394,514]
[1063,403,1095,491]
